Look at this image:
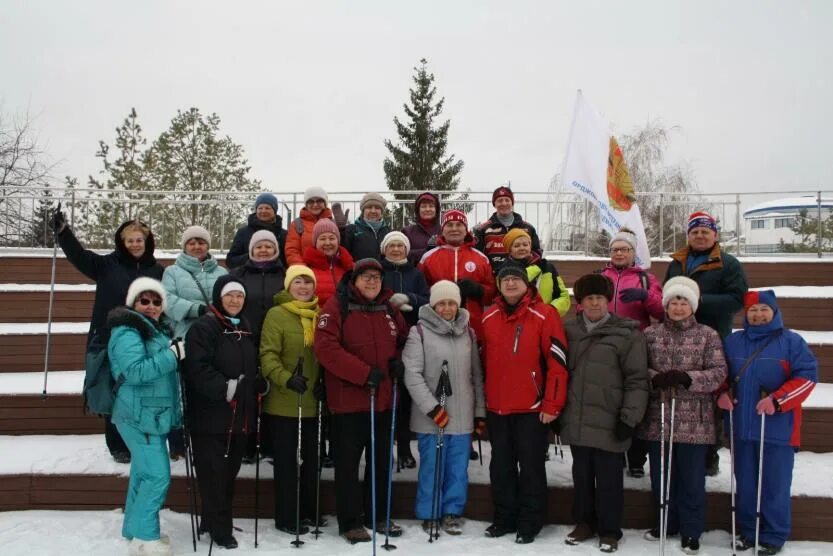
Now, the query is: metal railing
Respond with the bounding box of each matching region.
[1,185,831,257]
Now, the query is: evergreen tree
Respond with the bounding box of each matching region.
[383,58,465,224]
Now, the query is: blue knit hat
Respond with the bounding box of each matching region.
[744,290,778,312]
[254,192,278,212]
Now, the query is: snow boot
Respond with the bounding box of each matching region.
[757,543,782,555]
[342,527,371,544]
[599,536,619,553]
[441,514,463,535]
[682,536,700,554]
[515,532,535,544]
[485,523,516,538]
[565,523,595,545]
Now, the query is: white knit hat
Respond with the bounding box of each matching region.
[380,231,411,256]
[304,186,329,204]
[662,276,700,313]
[609,228,637,250]
[125,277,167,312]
[181,225,210,249]
[248,229,280,261]
[430,280,461,307]
[220,281,246,298]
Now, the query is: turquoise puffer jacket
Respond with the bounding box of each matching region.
[108,307,182,436]
[162,252,227,339]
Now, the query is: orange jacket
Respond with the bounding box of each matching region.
[284,208,334,266]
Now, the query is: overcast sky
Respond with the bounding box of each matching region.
[2,0,831,201]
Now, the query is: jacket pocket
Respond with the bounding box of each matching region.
[138,396,173,435]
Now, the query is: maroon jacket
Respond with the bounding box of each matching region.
[313,284,409,414]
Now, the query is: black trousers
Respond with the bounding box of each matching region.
[627,437,648,469]
[487,411,549,536]
[396,384,413,458]
[570,444,625,539]
[191,432,245,538]
[330,411,392,534]
[104,415,129,456]
[267,414,319,528]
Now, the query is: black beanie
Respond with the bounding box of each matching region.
[496,264,529,285]
[573,273,614,302]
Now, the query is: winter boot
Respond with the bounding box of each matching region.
[757,543,782,555]
[342,527,371,544]
[682,536,700,554]
[565,522,595,545]
[369,520,402,537]
[128,538,172,556]
[485,523,516,538]
[441,514,463,535]
[515,532,535,544]
[599,536,619,553]
[735,536,755,551]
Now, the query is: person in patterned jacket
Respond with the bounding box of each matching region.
[719,291,817,555]
[636,276,728,555]
[473,186,542,271]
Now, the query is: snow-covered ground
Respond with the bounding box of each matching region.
[1,435,832,498]
[0,509,830,556]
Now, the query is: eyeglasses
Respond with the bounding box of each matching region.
[610,247,633,254]
[357,273,382,283]
[306,199,326,205]
[138,297,163,307]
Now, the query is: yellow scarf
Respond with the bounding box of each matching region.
[280,297,320,347]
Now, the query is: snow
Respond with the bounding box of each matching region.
[749,286,833,298]
[0,283,96,292]
[0,322,90,335]
[0,509,830,556]
[2,370,84,395]
[6,371,833,408]
[1,435,831,499]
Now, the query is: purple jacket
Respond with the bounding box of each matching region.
[601,264,664,331]
[403,192,441,265]
[637,316,728,445]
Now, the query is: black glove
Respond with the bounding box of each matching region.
[615,420,635,441]
[49,209,67,234]
[254,375,270,396]
[197,304,207,316]
[474,417,487,437]
[457,279,484,301]
[619,288,648,303]
[314,380,326,402]
[666,370,692,389]
[366,367,385,388]
[549,416,562,435]
[286,374,308,395]
[388,358,405,381]
[651,373,672,389]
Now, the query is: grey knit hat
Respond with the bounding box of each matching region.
[360,192,387,212]
[181,225,210,249]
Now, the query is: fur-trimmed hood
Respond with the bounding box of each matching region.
[106,306,172,340]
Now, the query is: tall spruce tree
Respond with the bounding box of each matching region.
[383,59,464,224]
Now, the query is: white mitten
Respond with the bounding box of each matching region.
[400,304,414,312]
[389,293,410,308]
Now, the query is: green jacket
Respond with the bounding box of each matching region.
[526,260,571,317]
[259,290,320,418]
[665,243,748,339]
[560,314,649,453]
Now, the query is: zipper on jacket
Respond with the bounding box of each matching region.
[513,325,522,353]
[530,370,542,407]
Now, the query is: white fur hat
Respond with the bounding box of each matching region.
[125,277,167,312]
[662,276,700,313]
[429,280,461,307]
[304,186,329,204]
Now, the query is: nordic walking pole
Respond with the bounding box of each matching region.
[177,362,198,551]
[662,389,677,554]
[42,201,61,399]
[255,390,264,548]
[755,400,767,556]
[429,362,449,543]
[659,388,666,556]
[382,378,399,550]
[729,398,737,556]
[370,386,378,556]
[312,398,323,540]
[291,359,305,548]
[478,436,483,465]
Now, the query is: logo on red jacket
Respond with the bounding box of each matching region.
[318,314,329,328]
[464,261,476,272]
[386,314,397,336]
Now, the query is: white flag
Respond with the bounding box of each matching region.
[561,90,651,269]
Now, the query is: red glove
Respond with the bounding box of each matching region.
[717,391,735,412]
[428,406,449,429]
[756,396,777,416]
[474,418,487,437]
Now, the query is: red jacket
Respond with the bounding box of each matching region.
[285,208,334,266]
[303,246,354,307]
[481,290,569,416]
[418,234,496,339]
[313,285,409,414]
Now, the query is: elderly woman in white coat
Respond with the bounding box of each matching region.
[402,280,485,537]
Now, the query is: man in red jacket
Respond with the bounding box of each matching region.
[419,209,495,340]
[313,258,409,544]
[481,265,568,545]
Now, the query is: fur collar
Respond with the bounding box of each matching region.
[106,306,168,340]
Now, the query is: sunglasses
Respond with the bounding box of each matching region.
[138,297,163,307]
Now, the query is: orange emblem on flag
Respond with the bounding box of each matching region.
[607,136,635,211]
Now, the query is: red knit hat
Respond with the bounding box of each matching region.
[492,186,514,206]
[312,218,340,245]
[687,211,718,233]
[441,209,468,228]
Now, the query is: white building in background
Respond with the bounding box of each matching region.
[743,195,833,253]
